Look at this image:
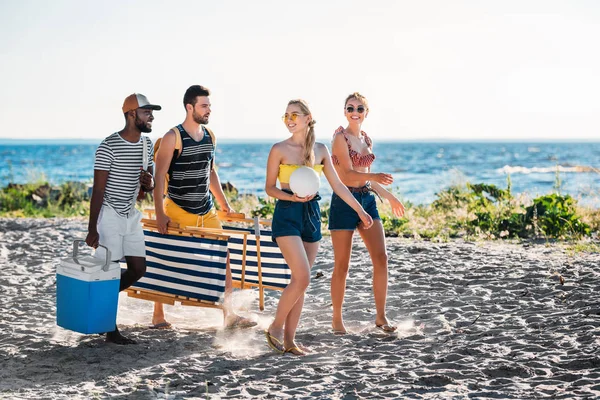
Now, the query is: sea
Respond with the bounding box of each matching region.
[1,139,599,207]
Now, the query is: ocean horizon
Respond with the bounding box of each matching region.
[1,139,599,207]
[2,138,600,144]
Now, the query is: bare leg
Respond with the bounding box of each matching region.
[283,241,319,351]
[152,303,168,326]
[330,230,354,334]
[268,236,311,345]
[357,219,392,327]
[222,252,257,328]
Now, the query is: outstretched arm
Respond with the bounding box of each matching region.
[370,181,405,218]
[320,144,373,229]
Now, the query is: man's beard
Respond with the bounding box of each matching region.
[135,117,152,133]
[193,110,209,125]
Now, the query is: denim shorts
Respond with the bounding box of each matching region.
[328,189,380,231]
[272,190,322,243]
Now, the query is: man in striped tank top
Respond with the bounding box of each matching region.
[152,85,256,330]
[86,93,161,344]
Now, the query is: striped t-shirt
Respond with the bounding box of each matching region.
[94,132,154,217]
[167,125,214,215]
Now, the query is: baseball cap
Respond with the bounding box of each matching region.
[122,93,162,113]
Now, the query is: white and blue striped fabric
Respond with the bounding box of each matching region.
[224,225,291,289]
[129,230,228,303]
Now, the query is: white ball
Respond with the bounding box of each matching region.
[289,166,320,197]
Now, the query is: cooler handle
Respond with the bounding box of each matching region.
[72,240,112,272]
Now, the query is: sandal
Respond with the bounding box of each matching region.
[264,330,285,354]
[284,346,307,356]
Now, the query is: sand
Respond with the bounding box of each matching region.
[1,217,600,399]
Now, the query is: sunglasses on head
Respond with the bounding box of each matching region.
[281,112,306,122]
[346,106,366,114]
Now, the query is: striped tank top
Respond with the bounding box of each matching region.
[167,125,215,215]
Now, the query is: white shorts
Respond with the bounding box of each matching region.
[94,205,145,261]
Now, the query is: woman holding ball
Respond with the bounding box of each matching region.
[264,99,373,355]
[329,92,405,335]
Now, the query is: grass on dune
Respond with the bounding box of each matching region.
[1,175,598,243]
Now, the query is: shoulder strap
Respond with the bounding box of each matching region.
[155,127,183,160]
[173,126,183,157]
[333,126,351,149]
[342,133,352,150]
[153,128,183,197]
[142,136,148,170]
[203,125,216,148]
[203,126,217,171]
[362,131,373,148]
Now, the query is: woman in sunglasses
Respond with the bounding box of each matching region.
[329,92,405,334]
[264,99,373,355]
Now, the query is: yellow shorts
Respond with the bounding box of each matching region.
[164,198,222,229]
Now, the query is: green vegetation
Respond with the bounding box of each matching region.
[1,180,597,242]
[0,181,89,217]
[225,180,596,241]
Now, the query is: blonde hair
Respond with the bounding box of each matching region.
[344,92,369,110]
[288,99,316,166]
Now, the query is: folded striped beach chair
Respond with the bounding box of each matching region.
[140,210,291,311]
[124,220,229,310]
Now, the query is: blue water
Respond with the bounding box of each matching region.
[1,140,599,206]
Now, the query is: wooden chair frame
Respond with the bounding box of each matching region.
[136,210,288,311]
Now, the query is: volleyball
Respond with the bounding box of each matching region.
[289,166,320,197]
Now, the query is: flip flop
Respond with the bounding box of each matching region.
[264,330,285,354]
[284,346,307,356]
[376,324,397,333]
[149,322,172,330]
[225,316,258,330]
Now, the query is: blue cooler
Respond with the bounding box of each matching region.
[56,241,121,334]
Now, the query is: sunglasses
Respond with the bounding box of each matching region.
[346,106,366,114]
[281,112,306,122]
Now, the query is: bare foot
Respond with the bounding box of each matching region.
[225,315,257,330]
[151,317,171,327]
[149,322,172,330]
[331,320,347,335]
[375,316,397,333]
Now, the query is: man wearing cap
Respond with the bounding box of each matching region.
[85,93,161,344]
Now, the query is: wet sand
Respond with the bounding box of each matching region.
[1,218,600,399]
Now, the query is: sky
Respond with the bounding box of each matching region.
[1,0,599,142]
